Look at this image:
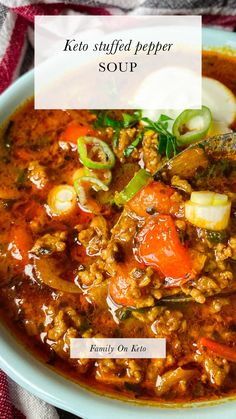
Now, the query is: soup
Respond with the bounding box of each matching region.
[0,51,236,403]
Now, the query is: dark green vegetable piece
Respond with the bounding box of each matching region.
[79,319,91,333]
[142,114,178,159]
[16,168,27,188]
[122,110,142,128]
[206,230,228,244]
[93,111,142,149]
[113,127,120,148]
[2,199,16,209]
[119,309,132,321]
[156,295,194,303]
[3,120,13,150]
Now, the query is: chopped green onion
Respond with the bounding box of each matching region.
[114,169,151,207]
[73,167,112,186]
[172,106,212,145]
[77,136,115,170]
[74,176,108,213]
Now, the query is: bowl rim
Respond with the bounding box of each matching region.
[1,27,236,419]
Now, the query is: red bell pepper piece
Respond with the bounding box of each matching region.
[198,337,236,363]
[136,215,194,286]
[61,122,95,144]
[9,224,33,267]
[127,181,180,217]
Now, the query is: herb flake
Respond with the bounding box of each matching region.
[142,114,179,159]
[123,132,144,157]
[93,110,142,150]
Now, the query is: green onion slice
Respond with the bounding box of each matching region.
[74,176,108,213]
[172,106,212,145]
[73,167,112,186]
[77,136,115,170]
[114,169,151,207]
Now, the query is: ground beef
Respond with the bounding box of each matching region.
[114,128,138,163]
[171,175,192,194]
[31,231,67,256]
[142,130,161,174]
[78,215,108,256]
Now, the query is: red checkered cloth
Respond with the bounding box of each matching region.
[0,0,236,94]
[0,1,236,418]
[0,371,25,419]
[0,368,60,418]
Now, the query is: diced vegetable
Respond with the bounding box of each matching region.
[109,260,141,307]
[137,215,194,285]
[114,169,151,207]
[74,176,108,213]
[48,185,77,216]
[191,191,228,206]
[191,191,215,205]
[172,106,212,145]
[109,266,135,307]
[197,337,236,363]
[61,122,95,144]
[155,367,196,396]
[127,181,177,217]
[212,193,229,206]
[34,258,81,293]
[185,191,231,231]
[77,136,115,170]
